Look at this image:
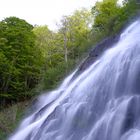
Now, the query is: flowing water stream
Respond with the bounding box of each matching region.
[9,20,140,140]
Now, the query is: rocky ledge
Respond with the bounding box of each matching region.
[71,35,120,80]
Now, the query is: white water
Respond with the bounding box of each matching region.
[9,20,140,140]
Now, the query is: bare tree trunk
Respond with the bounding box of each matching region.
[64,34,68,63]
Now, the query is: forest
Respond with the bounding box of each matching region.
[0,0,139,107]
[0,0,140,138]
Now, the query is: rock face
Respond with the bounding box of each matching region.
[72,35,120,80]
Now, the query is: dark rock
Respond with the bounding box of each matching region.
[71,35,120,80]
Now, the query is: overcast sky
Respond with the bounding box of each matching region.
[0,0,99,30]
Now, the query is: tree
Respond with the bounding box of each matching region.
[33,25,64,68]
[91,0,140,42]
[33,26,65,90]
[58,9,92,61]
[0,17,43,104]
[92,0,122,36]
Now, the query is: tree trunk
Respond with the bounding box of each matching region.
[64,34,68,63]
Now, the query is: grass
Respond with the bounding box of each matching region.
[0,100,30,140]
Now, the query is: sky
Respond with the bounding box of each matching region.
[0,0,99,30]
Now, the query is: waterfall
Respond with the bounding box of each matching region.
[9,20,140,140]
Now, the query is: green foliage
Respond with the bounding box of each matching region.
[58,9,92,60]
[92,0,121,34]
[91,0,140,42]
[33,9,92,91]
[43,60,75,89]
[33,25,65,90]
[33,25,64,67]
[0,17,44,104]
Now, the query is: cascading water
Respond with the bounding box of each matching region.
[9,20,140,140]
